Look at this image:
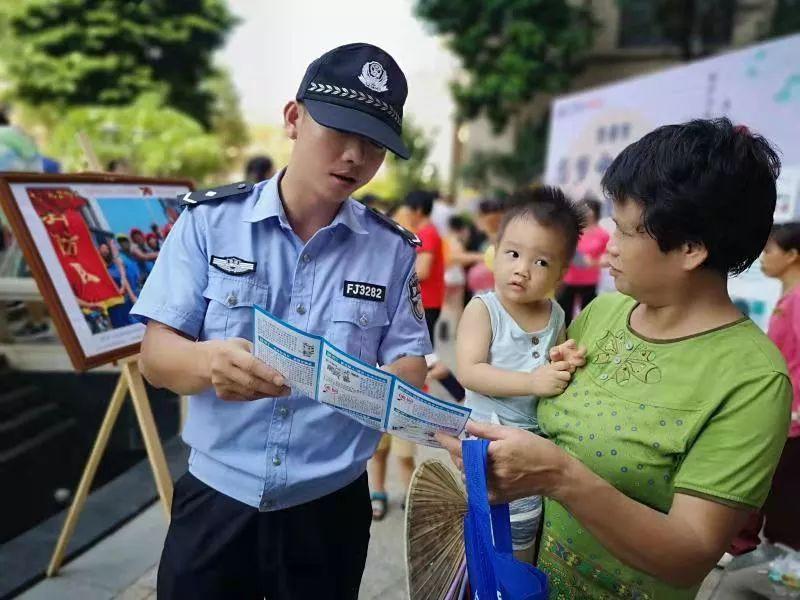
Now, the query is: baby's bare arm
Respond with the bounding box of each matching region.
[455,299,569,397]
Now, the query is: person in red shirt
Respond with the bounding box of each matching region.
[404,190,446,334]
[403,190,464,399]
[557,197,610,326]
[368,193,461,521]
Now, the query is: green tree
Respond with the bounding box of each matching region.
[205,67,251,159]
[46,93,225,183]
[5,0,236,127]
[387,117,440,200]
[415,0,595,133]
[0,5,16,80]
[360,118,439,202]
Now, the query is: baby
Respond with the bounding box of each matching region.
[456,186,586,561]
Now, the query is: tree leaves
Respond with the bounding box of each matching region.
[47,92,225,183]
[5,0,237,128]
[415,0,594,133]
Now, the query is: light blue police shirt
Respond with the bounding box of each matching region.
[131,172,432,510]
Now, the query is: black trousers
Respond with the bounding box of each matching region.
[424,307,441,342]
[763,436,800,549]
[158,472,372,600]
[556,284,597,327]
[424,308,465,401]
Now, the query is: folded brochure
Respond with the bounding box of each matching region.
[253,305,471,447]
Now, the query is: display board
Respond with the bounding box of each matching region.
[0,173,192,369]
[545,34,800,329]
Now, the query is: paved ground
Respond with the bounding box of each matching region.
[16,444,448,600]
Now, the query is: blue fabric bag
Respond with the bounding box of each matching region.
[463,438,548,600]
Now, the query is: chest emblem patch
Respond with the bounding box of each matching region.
[594,330,662,385]
[210,255,256,276]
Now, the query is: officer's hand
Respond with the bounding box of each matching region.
[203,338,291,401]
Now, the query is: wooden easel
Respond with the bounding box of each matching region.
[47,355,173,576]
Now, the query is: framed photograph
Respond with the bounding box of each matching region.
[0,173,193,370]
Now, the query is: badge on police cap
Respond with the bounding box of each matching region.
[296,43,410,159]
[359,61,388,93]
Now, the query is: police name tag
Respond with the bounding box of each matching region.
[343,280,386,302]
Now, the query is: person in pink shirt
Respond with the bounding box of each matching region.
[556,198,610,325]
[758,222,800,549]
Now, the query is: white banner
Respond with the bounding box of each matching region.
[545,34,800,330]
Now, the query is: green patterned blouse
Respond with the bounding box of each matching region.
[537,293,791,599]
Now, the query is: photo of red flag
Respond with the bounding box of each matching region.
[28,188,123,308]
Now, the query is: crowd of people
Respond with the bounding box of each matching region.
[93,225,167,330]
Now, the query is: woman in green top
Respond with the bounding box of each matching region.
[439,118,792,599]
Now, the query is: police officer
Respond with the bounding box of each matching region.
[132,43,431,599]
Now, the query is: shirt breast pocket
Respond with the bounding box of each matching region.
[201,275,269,341]
[327,298,390,364]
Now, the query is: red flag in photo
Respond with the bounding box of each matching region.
[28,188,124,308]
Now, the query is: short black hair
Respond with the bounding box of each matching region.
[584,197,602,222]
[498,186,586,262]
[770,222,800,253]
[245,155,274,181]
[478,198,504,214]
[448,215,468,231]
[601,117,781,277]
[404,190,435,216]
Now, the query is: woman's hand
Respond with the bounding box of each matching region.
[549,339,587,369]
[438,420,750,589]
[436,420,572,503]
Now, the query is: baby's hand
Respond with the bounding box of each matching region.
[530,362,572,397]
[549,339,587,369]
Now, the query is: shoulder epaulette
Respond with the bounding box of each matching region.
[178,181,253,208]
[365,206,421,247]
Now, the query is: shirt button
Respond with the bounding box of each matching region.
[613,356,622,364]
[302,253,312,263]
[532,336,539,345]
[272,456,282,466]
[532,351,540,359]
[359,314,369,327]
[600,373,609,381]
[226,294,237,307]
[296,303,306,315]
[279,407,289,417]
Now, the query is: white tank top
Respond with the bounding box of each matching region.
[464,292,565,432]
